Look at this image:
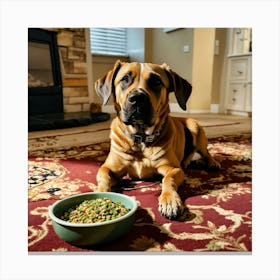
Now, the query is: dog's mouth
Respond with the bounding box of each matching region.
[121,91,155,127]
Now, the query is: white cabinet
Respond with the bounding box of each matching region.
[225,54,252,115]
[229,28,252,55]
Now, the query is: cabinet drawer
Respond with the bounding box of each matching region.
[227,83,246,110]
[229,58,249,81]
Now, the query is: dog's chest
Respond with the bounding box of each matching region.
[125,145,165,179]
[127,144,165,161]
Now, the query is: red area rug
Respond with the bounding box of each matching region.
[28,134,252,252]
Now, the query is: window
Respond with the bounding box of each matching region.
[90,28,127,56]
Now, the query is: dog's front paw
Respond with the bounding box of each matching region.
[158,190,184,219]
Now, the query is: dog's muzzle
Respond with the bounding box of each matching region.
[122,91,154,126]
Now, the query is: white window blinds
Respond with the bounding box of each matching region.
[90,28,127,55]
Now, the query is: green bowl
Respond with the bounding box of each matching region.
[49,192,138,247]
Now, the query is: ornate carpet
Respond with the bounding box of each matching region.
[28,134,252,252]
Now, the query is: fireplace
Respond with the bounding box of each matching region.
[28,28,110,132]
[28,28,63,115]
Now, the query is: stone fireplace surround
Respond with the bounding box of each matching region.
[44,28,91,113]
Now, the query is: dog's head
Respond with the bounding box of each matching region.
[95,61,192,132]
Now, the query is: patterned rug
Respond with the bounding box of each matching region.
[28,133,252,252]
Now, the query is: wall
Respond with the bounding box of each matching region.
[145,28,193,104]
[190,28,215,111]
[211,28,227,109]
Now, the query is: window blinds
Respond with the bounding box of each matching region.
[90,28,127,55]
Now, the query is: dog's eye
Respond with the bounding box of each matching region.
[149,74,163,90]
[120,72,132,87]
[121,75,129,83]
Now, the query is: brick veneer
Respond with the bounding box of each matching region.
[44,28,90,113]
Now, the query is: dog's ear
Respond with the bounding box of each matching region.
[162,63,192,111]
[95,60,123,106]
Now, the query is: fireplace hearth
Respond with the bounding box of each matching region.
[28,111,110,132]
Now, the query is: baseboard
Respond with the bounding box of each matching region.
[188,109,211,114]
[226,109,251,117]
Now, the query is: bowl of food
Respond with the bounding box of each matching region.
[49,192,138,247]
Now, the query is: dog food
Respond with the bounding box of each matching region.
[60,197,130,224]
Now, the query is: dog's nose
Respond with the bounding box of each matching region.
[128,91,148,104]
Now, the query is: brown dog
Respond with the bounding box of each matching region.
[95,60,220,219]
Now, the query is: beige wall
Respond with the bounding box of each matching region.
[190,28,215,111]
[145,28,193,79]
[145,28,193,104]
[211,28,227,105]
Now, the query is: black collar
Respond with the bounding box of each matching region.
[125,130,160,145]
[124,121,166,145]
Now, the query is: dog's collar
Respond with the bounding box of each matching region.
[125,130,160,145]
[124,122,166,145]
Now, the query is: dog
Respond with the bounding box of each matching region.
[95,60,220,219]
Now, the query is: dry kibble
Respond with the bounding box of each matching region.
[61,197,130,224]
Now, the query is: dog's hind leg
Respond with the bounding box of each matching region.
[181,118,220,170]
[181,125,196,169]
[196,127,221,170]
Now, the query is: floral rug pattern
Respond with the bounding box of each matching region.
[28,134,252,252]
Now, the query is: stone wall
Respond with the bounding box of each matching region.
[45,28,90,113]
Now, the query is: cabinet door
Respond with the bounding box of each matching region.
[229,58,249,81]
[227,83,246,111]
